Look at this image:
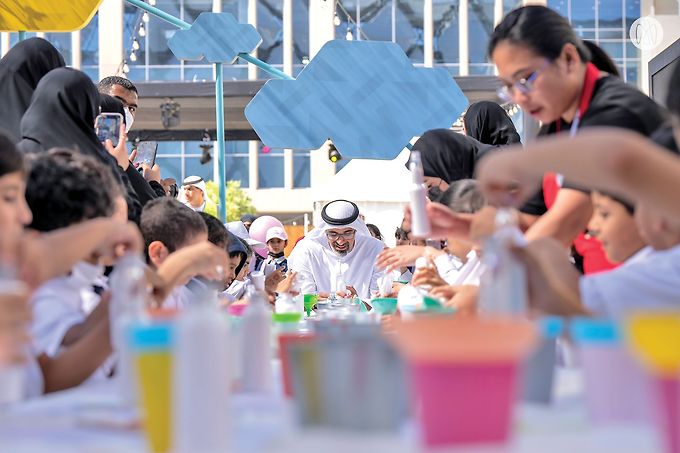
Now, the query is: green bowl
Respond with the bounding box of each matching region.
[273,312,303,323]
[372,298,398,314]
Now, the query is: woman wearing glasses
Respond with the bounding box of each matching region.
[487,5,665,274]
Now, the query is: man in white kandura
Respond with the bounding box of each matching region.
[288,199,386,299]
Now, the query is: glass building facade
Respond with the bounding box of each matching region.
[1,0,642,186]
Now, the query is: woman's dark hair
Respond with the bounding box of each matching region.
[582,41,619,76]
[489,6,591,63]
[395,227,409,241]
[438,179,486,214]
[667,62,680,118]
[0,131,25,177]
[366,223,383,241]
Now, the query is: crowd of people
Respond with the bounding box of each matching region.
[1,4,680,407]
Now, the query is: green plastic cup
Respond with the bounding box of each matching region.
[303,294,318,316]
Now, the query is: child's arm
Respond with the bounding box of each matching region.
[514,239,590,317]
[476,128,680,218]
[16,219,143,288]
[38,315,112,393]
[60,295,110,347]
[153,242,228,303]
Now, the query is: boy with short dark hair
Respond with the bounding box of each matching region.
[26,150,124,357]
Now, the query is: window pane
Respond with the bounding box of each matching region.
[185,156,214,182]
[223,0,246,22]
[548,0,568,17]
[435,1,459,67]
[226,155,250,187]
[148,2,181,67]
[599,0,623,26]
[395,0,424,64]
[258,156,285,188]
[157,141,182,156]
[44,33,72,66]
[81,13,99,66]
[468,0,494,67]
[257,0,284,65]
[149,67,182,80]
[156,156,183,182]
[293,152,310,188]
[358,0,393,42]
[599,41,624,59]
[571,0,596,28]
[293,0,309,64]
[184,66,213,82]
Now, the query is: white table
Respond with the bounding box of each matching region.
[0,368,662,452]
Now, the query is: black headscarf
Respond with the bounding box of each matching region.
[463,101,521,146]
[18,68,144,224]
[408,128,492,181]
[18,67,113,166]
[0,38,65,143]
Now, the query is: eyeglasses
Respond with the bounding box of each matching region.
[326,230,356,240]
[497,61,550,102]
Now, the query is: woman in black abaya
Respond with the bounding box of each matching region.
[0,38,65,142]
[463,101,521,146]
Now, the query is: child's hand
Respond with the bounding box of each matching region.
[376,245,425,272]
[97,221,144,262]
[276,271,298,295]
[411,263,447,288]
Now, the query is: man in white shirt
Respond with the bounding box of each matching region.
[288,200,386,299]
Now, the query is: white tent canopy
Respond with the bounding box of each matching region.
[313,149,412,247]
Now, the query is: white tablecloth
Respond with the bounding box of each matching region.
[0,368,662,452]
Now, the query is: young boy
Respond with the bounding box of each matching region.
[518,190,680,319]
[25,150,123,357]
[140,197,227,309]
[265,226,288,273]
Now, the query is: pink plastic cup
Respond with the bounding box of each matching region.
[654,376,680,453]
[410,360,519,447]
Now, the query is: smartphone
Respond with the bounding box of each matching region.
[95,113,123,147]
[133,141,158,168]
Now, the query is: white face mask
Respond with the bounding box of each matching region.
[123,106,134,133]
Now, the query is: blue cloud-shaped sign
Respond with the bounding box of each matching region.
[244,40,468,160]
[168,12,262,64]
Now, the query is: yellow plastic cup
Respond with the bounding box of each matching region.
[129,322,174,453]
[626,313,680,376]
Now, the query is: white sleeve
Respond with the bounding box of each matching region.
[288,245,318,295]
[30,287,84,357]
[580,251,680,319]
[434,254,464,285]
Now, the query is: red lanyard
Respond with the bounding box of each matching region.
[544,62,602,207]
[555,62,601,135]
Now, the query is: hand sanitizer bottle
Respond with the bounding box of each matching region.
[241,271,273,393]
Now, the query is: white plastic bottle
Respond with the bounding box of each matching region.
[173,287,231,452]
[240,271,273,393]
[478,208,528,315]
[408,150,432,238]
[108,254,147,405]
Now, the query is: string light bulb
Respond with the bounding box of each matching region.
[345,28,353,41]
[149,0,156,5]
[138,24,146,37]
[132,38,140,51]
[333,13,341,26]
[123,63,130,74]
[142,12,150,23]
[130,51,137,62]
